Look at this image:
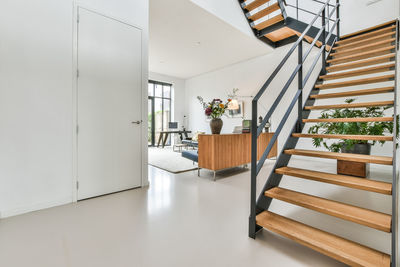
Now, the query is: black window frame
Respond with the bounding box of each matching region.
[148,80,172,146]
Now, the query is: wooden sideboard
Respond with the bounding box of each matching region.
[198,133,277,172]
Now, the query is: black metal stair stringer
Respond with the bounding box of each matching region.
[255,72,324,212]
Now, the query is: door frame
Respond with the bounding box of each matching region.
[72,4,147,202]
[148,96,155,146]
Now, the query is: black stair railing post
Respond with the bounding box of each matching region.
[327,2,330,36]
[391,19,399,267]
[297,41,303,132]
[249,99,258,239]
[321,8,327,75]
[336,0,340,38]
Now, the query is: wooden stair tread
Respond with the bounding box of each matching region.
[284,149,393,165]
[303,117,393,123]
[315,74,394,89]
[292,133,393,141]
[320,64,395,80]
[253,14,284,31]
[292,30,331,50]
[305,100,394,110]
[331,38,395,59]
[310,87,394,99]
[264,27,297,42]
[326,54,395,73]
[333,32,396,51]
[293,30,321,47]
[332,38,395,55]
[339,20,396,40]
[275,167,392,195]
[248,2,280,21]
[265,187,391,232]
[327,46,395,65]
[243,0,271,12]
[257,211,391,266]
[336,24,396,46]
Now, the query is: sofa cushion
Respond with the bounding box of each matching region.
[182,150,198,162]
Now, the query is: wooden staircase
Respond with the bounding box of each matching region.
[239,0,337,47]
[250,19,398,267]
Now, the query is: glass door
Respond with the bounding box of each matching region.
[148,80,172,146]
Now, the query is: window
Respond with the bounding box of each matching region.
[148,80,172,146]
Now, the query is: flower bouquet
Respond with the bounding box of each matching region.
[197,96,231,134]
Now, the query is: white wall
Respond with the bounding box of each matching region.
[285,0,399,36]
[190,0,254,37]
[0,0,149,218]
[340,0,399,36]
[185,43,321,152]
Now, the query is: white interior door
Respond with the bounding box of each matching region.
[77,8,142,200]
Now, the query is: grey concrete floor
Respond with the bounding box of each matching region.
[1,158,371,267]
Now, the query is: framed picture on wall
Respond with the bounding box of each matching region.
[228,101,244,118]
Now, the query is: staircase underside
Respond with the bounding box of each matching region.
[239,0,337,48]
[259,17,337,48]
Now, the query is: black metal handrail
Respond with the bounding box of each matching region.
[249,0,340,238]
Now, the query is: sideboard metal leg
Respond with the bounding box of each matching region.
[198,168,200,177]
[213,171,216,181]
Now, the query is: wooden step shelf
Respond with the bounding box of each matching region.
[264,27,297,42]
[336,24,396,46]
[303,117,393,123]
[326,54,395,73]
[265,187,392,232]
[275,167,392,194]
[331,39,395,57]
[339,20,396,40]
[332,38,395,58]
[315,74,395,89]
[310,87,394,99]
[284,149,393,165]
[293,30,321,48]
[248,2,280,21]
[253,14,284,31]
[292,133,393,141]
[333,32,396,52]
[243,0,271,12]
[327,46,395,65]
[304,100,394,110]
[256,211,391,267]
[320,64,395,80]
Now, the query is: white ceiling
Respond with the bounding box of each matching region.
[149,0,272,79]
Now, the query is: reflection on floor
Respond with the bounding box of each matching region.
[1,156,392,267]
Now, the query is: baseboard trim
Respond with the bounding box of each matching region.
[0,197,73,219]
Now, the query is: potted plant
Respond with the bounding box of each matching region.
[197,96,231,134]
[308,98,399,176]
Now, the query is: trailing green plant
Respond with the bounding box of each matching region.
[308,98,399,152]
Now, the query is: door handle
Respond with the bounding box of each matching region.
[132,120,142,124]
